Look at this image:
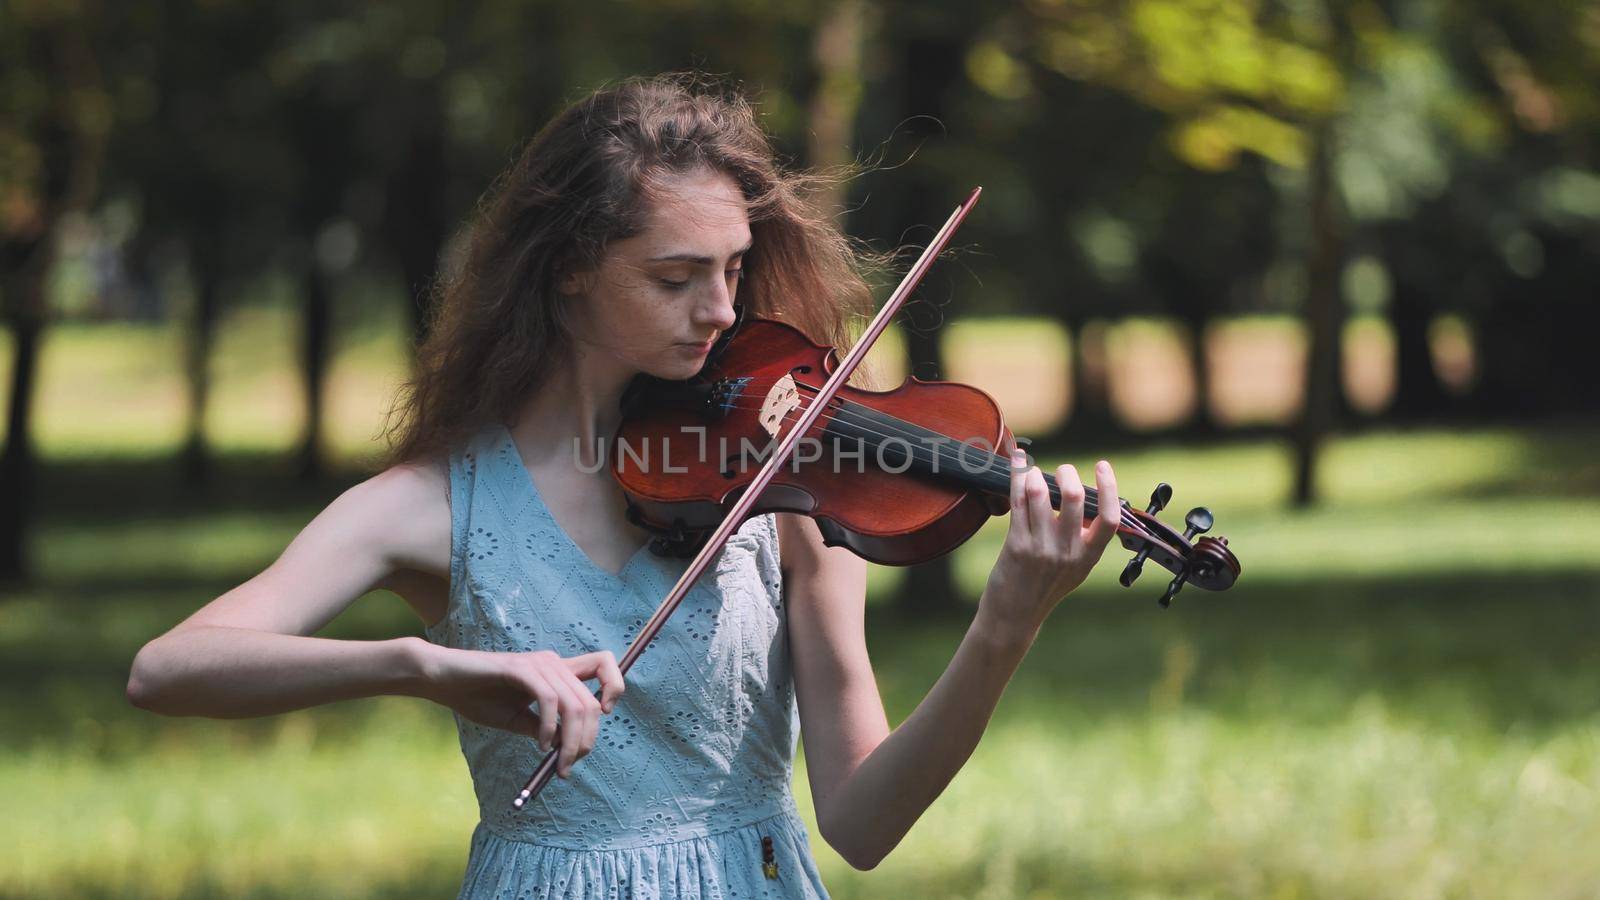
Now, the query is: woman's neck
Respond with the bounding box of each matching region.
[510,342,637,469]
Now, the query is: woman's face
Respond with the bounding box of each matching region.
[563,168,751,380]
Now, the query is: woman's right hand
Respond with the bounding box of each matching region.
[418,645,625,777]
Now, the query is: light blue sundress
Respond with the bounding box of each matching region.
[424,422,830,899]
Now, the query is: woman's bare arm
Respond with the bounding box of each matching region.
[125,460,624,775]
[781,459,1120,871]
[125,462,451,717]
[783,512,1035,871]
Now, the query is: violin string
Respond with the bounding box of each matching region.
[767,398,1169,547]
[694,392,1116,514]
[695,386,1108,505]
[662,388,1165,546]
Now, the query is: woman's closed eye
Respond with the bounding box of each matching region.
[657,269,743,291]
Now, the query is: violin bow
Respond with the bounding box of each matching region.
[511,186,984,810]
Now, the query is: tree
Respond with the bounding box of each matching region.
[990,0,1366,503]
[0,2,109,584]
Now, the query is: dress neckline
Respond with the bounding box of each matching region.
[496,422,652,584]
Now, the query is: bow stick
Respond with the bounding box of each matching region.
[512,186,984,810]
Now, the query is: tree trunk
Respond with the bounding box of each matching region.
[1182,312,1217,434]
[297,262,330,482]
[1292,124,1344,507]
[386,127,448,347]
[0,268,44,585]
[289,91,348,483]
[889,33,966,615]
[1388,281,1446,419]
[181,244,221,485]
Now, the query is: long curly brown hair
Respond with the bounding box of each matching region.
[382,74,878,466]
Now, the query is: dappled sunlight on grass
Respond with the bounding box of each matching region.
[1033,425,1583,513]
[871,423,1600,605]
[802,562,1600,897]
[29,324,189,455]
[1108,318,1199,430]
[942,318,1071,434]
[1,702,476,899]
[934,424,1600,600]
[204,306,305,456]
[806,709,1600,898]
[11,559,1599,897]
[6,305,413,462]
[35,510,308,585]
[1206,316,1306,426]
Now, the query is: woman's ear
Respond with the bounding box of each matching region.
[557,267,585,296]
[554,253,591,296]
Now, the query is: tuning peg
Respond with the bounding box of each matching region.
[1120,484,1175,587]
[1157,508,1216,607]
[1145,483,1173,515]
[1158,572,1186,608]
[1119,551,1147,587]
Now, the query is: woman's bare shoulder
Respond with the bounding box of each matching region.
[171,458,454,637]
[365,456,449,500]
[341,457,452,578]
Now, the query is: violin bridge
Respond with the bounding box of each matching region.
[758,374,801,438]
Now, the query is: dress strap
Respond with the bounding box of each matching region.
[447,439,478,595]
[426,428,494,643]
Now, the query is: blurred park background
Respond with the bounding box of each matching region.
[4,1,1600,897]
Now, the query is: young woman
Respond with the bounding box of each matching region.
[127,75,1121,898]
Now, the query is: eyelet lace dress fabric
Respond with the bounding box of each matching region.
[425,424,829,899]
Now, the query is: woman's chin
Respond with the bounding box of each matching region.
[645,353,711,381]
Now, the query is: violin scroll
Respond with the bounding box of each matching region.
[1114,482,1240,607]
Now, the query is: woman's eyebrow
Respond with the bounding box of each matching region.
[647,241,753,265]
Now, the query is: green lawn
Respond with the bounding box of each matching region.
[2,316,1597,898]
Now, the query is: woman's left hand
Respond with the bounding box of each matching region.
[979,451,1121,635]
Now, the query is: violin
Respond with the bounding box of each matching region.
[615,314,1241,607]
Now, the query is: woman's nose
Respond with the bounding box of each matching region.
[699,280,738,331]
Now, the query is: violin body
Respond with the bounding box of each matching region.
[617,318,1008,565]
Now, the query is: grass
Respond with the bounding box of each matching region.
[1,315,1597,898]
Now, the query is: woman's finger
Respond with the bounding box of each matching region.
[522,670,560,752]
[567,669,602,760]
[1055,463,1084,549]
[549,673,589,776]
[567,651,626,713]
[1084,460,1121,553]
[1008,450,1031,531]
[1025,464,1053,546]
